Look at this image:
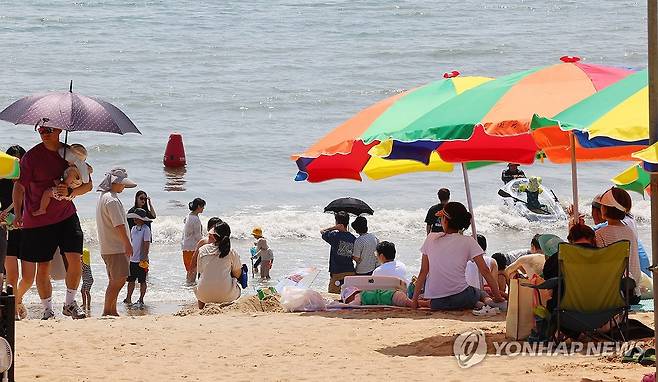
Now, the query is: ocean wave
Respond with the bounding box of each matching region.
[78,203,582,245]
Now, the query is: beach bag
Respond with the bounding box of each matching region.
[239,264,248,289]
[506,278,535,340]
[50,248,67,281]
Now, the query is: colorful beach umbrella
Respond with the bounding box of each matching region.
[531,69,649,163]
[293,75,492,183]
[360,58,633,165]
[0,152,19,179]
[612,163,650,196]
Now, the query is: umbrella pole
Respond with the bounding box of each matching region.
[569,132,579,220]
[647,0,658,376]
[460,163,477,238]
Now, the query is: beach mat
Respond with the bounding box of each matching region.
[631,299,654,312]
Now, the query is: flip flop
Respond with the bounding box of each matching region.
[622,346,644,363]
[640,348,656,366]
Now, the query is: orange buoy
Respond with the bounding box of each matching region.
[163,133,186,168]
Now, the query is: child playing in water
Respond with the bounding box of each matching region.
[80,248,93,312]
[33,143,92,216]
[124,208,152,308]
[252,227,274,280]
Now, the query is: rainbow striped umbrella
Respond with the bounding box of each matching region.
[293,75,492,183]
[363,58,633,164]
[612,163,650,196]
[531,69,649,163]
[0,152,19,179]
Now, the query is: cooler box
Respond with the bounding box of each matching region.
[341,275,408,294]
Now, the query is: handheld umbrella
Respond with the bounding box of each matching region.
[0,81,141,138]
[324,197,374,216]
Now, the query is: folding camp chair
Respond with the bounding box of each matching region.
[530,241,631,342]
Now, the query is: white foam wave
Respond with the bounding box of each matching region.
[79,203,575,244]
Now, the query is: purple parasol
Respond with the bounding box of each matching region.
[0,81,140,135]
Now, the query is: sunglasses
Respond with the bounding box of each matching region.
[139,197,147,201]
[37,126,56,134]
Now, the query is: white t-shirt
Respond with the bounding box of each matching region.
[196,246,242,304]
[182,213,203,251]
[130,224,152,263]
[420,232,484,299]
[372,260,408,282]
[353,233,379,274]
[96,191,130,255]
[465,256,495,289]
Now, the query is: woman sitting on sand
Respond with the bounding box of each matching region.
[412,202,505,311]
[195,221,242,309]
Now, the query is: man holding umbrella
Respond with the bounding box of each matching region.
[13,123,91,319]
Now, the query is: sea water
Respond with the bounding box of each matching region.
[0,1,652,311]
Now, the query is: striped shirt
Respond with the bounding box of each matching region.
[595,224,641,287]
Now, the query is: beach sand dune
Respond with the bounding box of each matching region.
[14,304,654,381]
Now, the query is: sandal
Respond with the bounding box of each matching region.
[472,305,499,316]
[640,348,656,366]
[622,346,644,363]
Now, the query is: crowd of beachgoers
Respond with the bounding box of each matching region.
[0,125,651,326]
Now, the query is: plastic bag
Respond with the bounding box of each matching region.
[279,286,327,312]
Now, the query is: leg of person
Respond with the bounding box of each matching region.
[125,281,135,304]
[182,251,196,284]
[32,189,53,216]
[5,256,17,290]
[85,289,92,311]
[15,260,34,320]
[101,254,129,316]
[81,287,88,310]
[260,262,266,279]
[430,286,480,311]
[138,277,147,305]
[59,214,86,318]
[125,262,138,304]
[253,257,261,273]
[328,272,355,294]
[35,261,54,319]
[263,261,270,280]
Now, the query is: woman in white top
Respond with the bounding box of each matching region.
[182,198,205,284]
[595,187,641,288]
[195,221,242,309]
[412,202,505,310]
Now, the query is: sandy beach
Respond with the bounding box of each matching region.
[14,296,655,382]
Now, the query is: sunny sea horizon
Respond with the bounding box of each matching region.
[0,0,653,312]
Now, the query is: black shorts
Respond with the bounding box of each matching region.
[127,261,147,283]
[7,229,22,258]
[20,214,84,263]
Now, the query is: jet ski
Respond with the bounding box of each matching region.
[498,177,567,222]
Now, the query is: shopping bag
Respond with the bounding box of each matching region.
[505,278,535,340]
[50,248,67,281]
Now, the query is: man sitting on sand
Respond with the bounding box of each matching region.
[320,211,355,294]
[372,241,407,282]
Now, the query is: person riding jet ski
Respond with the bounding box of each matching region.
[518,176,546,213]
[501,163,526,184]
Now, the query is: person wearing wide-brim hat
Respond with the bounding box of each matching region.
[593,187,641,289]
[123,208,152,308]
[95,167,137,316]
